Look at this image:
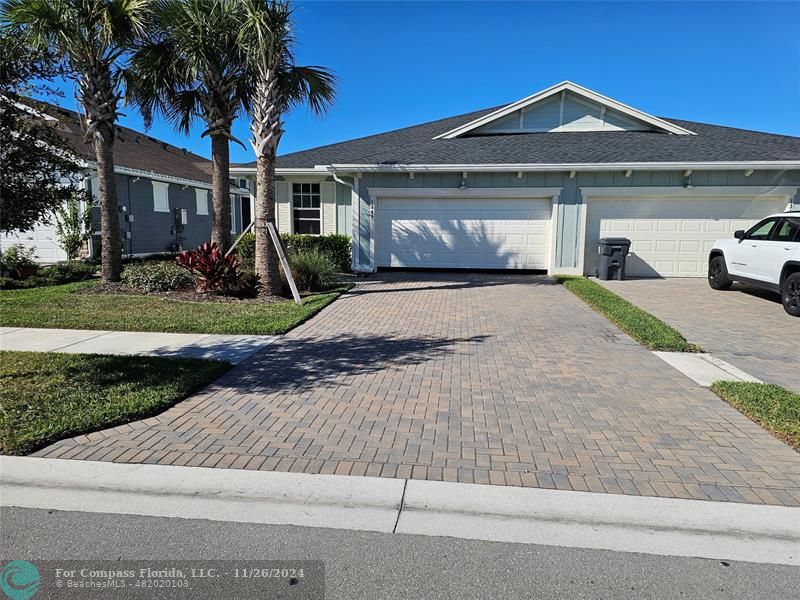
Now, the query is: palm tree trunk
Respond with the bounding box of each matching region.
[210,133,232,250]
[94,133,122,282]
[254,149,281,296]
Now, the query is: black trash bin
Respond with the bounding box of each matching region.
[597,237,631,281]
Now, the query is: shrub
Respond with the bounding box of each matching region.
[121,261,194,293]
[122,252,178,265]
[235,232,256,268]
[283,234,351,272]
[0,276,38,290]
[289,248,336,292]
[54,192,92,260]
[176,242,241,294]
[39,261,97,285]
[235,233,351,273]
[0,261,97,289]
[1,245,38,278]
[229,269,261,298]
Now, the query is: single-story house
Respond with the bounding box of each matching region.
[232,81,800,277]
[1,103,251,262]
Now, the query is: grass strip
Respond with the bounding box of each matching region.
[0,281,351,335]
[553,275,702,352]
[711,381,800,450]
[0,351,230,455]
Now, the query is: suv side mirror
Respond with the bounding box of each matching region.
[734,230,745,240]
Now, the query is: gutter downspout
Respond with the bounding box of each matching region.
[329,170,370,273]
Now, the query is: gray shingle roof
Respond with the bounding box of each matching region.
[252,107,800,169]
[41,102,213,184]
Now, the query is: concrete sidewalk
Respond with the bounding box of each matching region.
[0,327,277,364]
[3,456,799,567]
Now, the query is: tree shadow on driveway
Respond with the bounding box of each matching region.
[208,333,491,396]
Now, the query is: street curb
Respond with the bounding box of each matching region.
[0,456,404,533]
[2,456,799,565]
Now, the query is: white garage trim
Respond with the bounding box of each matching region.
[576,186,798,277]
[366,187,562,273]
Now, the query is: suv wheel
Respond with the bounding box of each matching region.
[782,272,800,317]
[708,256,732,290]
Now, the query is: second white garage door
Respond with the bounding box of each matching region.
[376,197,552,269]
[584,197,788,277]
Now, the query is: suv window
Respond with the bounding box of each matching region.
[772,217,800,242]
[745,218,779,240]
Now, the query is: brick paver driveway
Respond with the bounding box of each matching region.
[36,273,800,505]
[598,278,800,393]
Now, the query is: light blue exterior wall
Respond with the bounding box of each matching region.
[353,169,800,270]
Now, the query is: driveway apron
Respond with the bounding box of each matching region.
[34,273,800,506]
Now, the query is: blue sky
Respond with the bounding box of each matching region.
[43,1,800,163]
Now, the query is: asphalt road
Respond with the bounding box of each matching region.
[2,507,798,599]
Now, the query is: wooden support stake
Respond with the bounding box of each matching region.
[267,222,301,305]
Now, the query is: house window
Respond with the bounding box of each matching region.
[195,188,208,215]
[292,182,320,234]
[152,181,169,212]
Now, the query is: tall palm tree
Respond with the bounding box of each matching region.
[128,0,250,251]
[2,0,149,282]
[237,0,335,295]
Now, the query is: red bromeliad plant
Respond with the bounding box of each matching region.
[176,242,241,293]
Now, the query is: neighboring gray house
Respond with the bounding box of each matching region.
[1,103,251,262]
[232,81,800,277]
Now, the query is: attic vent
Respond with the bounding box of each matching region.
[134,136,141,143]
[182,148,188,155]
[161,142,167,150]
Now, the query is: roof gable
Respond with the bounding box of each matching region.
[434,81,696,139]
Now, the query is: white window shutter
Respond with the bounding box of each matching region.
[152,181,169,212]
[276,181,290,234]
[195,189,208,215]
[321,181,336,235]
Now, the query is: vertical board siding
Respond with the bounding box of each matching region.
[336,180,353,236]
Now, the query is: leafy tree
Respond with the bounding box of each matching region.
[237,0,335,295]
[0,29,80,233]
[3,0,150,282]
[55,190,92,259]
[128,0,251,251]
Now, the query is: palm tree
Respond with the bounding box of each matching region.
[237,0,335,295]
[2,0,149,282]
[127,0,250,251]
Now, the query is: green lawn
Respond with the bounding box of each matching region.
[0,281,350,335]
[553,275,702,352]
[711,381,800,450]
[0,351,230,455]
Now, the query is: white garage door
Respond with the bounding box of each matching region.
[1,221,68,263]
[584,197,788,277]
[377,197,552,269]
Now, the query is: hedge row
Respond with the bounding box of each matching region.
[235,232,351,273]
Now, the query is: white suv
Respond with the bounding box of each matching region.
[708,211,800,317]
